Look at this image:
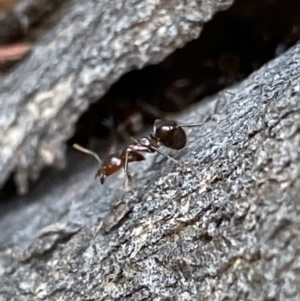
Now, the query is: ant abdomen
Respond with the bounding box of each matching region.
[154,119,187,150]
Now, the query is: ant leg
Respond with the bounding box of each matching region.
[116,124,131,143]
[150,146,180,164]
[108,129,118,155]
[136,99,165,120]
[130,137,139,143]
[124,150,133,189]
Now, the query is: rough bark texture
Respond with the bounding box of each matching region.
[1,41,300,300]
[0,0,234,194]
[0,0,66,44]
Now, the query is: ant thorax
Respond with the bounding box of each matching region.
[139,137,153,147]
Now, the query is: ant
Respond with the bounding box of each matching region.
[73,119,202,188]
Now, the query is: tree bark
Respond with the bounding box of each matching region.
[0,0,233,194]
[1,41,300,300]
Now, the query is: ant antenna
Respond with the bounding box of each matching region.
[225,90,235,96]
[177,122,203,128]
[155,118,203,128]
[73,144,102,164]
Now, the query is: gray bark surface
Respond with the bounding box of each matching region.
[1,41,300,300]
[0,0,233,194]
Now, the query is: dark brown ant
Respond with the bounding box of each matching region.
[73,119,202,188]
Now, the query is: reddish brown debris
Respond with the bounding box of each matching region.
[0,43,30,63]
[0,0,16,12]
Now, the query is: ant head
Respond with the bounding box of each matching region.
[153,119,186,150]
[98,154,124,183]
[95,169,106,184]
[73,144,123,185]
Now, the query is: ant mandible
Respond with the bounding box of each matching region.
[73,119,202,188]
